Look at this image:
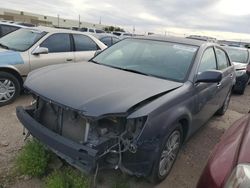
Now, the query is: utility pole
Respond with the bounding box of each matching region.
[79,14,81,28]
[99,16,102,25]
[133,25,135,34]
[57,14,60,27]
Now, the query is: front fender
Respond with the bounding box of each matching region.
[139,105,192,144]
[0,64,22,75]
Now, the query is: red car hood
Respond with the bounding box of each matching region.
[197,114,250,188]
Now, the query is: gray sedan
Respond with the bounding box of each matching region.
[17,36,235,183]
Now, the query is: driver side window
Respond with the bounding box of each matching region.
[40,33,71,53]
[199,48,217,73]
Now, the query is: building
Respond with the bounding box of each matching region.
[0,8,107,29]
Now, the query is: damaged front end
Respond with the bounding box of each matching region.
[17,95,150,175]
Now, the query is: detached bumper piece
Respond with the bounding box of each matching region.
[16,106,98,173]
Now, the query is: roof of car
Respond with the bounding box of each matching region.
[0,21,28,28]
[92,33,119,39]
[22,26,94,36]
[132,35,211,46]
[223,45,249,51]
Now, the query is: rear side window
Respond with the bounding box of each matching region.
[89,29,94,33]
[40,33,71,53]
[113,32,121,36]
[0,25,19,37]
[199,48,217,72]
[112,37,120,44]
[215,48,229,70]
[96,30,105,33]
[79,28,88,32]
[100,37,112,47]
[73,34,98,51]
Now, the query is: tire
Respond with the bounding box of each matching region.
[149,126,183,184]
[237,86,245,95]
[0,71,21,107]
[216,90,231,116]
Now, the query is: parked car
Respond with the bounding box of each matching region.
[92,33,120,47]
[0,26,106,106]
[17,36,235,183]
[0,22,28,38]
[79,27,106,34]
[112,31,133,39]
[197,113,250,188]
[187,35,217,43]
[224,46,250,94]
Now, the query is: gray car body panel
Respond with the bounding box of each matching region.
[24,62,183,117]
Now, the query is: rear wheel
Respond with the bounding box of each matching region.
[150,127,182,183]
[0,72,20,107]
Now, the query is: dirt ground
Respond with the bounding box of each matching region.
[0,87,249,188]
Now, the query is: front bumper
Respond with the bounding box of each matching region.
[16,106,98,173]
[16,106,156,176]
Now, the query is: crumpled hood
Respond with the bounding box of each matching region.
[25,63,183,117]
[233,62,247,70]
[0,48,24,66]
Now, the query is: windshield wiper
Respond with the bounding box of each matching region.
[90,59,100,64]
[121,68,150,76]
[0,43,9,50]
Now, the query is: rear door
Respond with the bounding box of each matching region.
[29,33,74,71]
[72,34,100,62]
[214,47,234,107]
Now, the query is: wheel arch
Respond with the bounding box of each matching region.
[163,108,192,143]
[0,67,24,88]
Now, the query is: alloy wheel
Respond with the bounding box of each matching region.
[158,130,181,177]
[0,79,16,103]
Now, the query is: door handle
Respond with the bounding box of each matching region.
[66,58,73,62]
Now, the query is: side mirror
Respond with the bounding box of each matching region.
[32,47,49,55]
[94,50,102,57]
[196,70,222,83]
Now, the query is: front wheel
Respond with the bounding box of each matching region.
[0,72,20,107]
[150,127,182,183]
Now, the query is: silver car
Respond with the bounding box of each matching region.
[0,26,106,106]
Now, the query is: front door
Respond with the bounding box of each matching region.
[29,33,74,71]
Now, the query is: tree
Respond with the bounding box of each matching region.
[103,26,125,32]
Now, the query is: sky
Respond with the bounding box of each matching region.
[2,0,250,41]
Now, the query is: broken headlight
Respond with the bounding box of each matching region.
[96,117,126,136]
[125,116,147,139]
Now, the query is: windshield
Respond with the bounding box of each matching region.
[0,28,47,51]
[92,39,198,82]
[225,47,249,64]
